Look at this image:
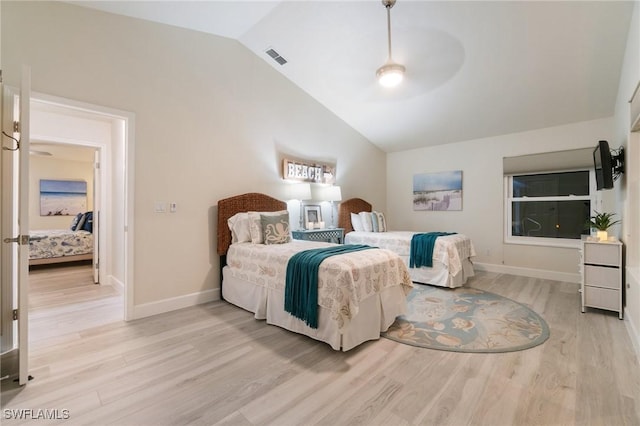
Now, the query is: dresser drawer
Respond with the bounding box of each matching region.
[584,243,620,266]
[584,286,620,311]
[584,265,620,290]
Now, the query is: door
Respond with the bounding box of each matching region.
[0,66,31,385]
[93,149,100,283]
[0,76,17,363]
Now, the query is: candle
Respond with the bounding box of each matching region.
[318,221,325,229]
[307,222,314,230]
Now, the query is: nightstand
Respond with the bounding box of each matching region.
[580,239,623,319]
[292,228,344,244]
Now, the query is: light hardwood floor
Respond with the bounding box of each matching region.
[1,267,639,425]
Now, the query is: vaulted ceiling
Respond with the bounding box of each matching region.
[70,1,634,153]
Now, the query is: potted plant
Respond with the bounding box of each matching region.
[586,211,621,241]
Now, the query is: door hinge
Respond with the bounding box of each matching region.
[12,309,18,321]
[95,162,100,170]
[13,121,19,133]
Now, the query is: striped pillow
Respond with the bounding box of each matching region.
[372,211,387,232]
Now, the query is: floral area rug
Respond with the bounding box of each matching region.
[382,284,550,353]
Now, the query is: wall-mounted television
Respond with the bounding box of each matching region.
[593,140,625,190]
[593,140,613,190]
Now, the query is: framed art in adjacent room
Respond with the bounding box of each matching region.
[40,179,87,216]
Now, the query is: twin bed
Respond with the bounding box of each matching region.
[338,198,476,288]
[217,193,413,351]
[217,193,475,351]
[29,211,94,266]
[29,228,93,266]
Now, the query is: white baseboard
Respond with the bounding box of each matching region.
[109,275,125,294]
[473,262,581,284]
[132,288,220,320]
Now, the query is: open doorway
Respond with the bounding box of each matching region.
[29,93,134,325]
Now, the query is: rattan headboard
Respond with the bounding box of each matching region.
[217,192,287,256]
[337,198,372,234]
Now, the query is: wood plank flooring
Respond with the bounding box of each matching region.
[1,268,639,425]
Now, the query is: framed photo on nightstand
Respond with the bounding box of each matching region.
[304,205,322,225]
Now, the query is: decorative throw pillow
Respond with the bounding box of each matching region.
[81,211,94,233]
[261,212,291,245]
[359,211,373,232]
[70,212,84,230]
[351,213,364,232]
[248,210,289,244]
[371,212,379,232]
[227,212,251,244]
[373,211,387,232]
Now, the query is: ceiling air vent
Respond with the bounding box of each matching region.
[265,48,287,66]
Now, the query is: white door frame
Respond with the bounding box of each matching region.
[30,92,135,320]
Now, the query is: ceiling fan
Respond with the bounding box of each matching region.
[376,0,405,88]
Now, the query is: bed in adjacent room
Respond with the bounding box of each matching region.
[338,198,475,288]
[217,192,413,351]
[29,211,94,266]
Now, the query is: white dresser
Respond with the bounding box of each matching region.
[580,239,623,319]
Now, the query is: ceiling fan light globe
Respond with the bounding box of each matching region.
[377,63,405,87]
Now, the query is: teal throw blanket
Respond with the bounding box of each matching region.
[410,232,456,268]
[285,244,374,329]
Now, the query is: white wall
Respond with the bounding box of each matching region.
[1,2,386,312]
[387,118,614,282]
[613,1,640,354]
[29,156,93,230]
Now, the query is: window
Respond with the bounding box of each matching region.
[506,170,596,247]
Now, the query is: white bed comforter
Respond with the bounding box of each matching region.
[226,240,413,329]
[344,231,475,275]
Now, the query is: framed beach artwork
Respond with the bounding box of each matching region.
[40,179,87,216]
[413,170,463,211]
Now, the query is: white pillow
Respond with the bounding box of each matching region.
[359,211,373,232]
[227,212,251,244]
[351,212,364,232]
[248,210,289,244]
[372,211,387,232]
